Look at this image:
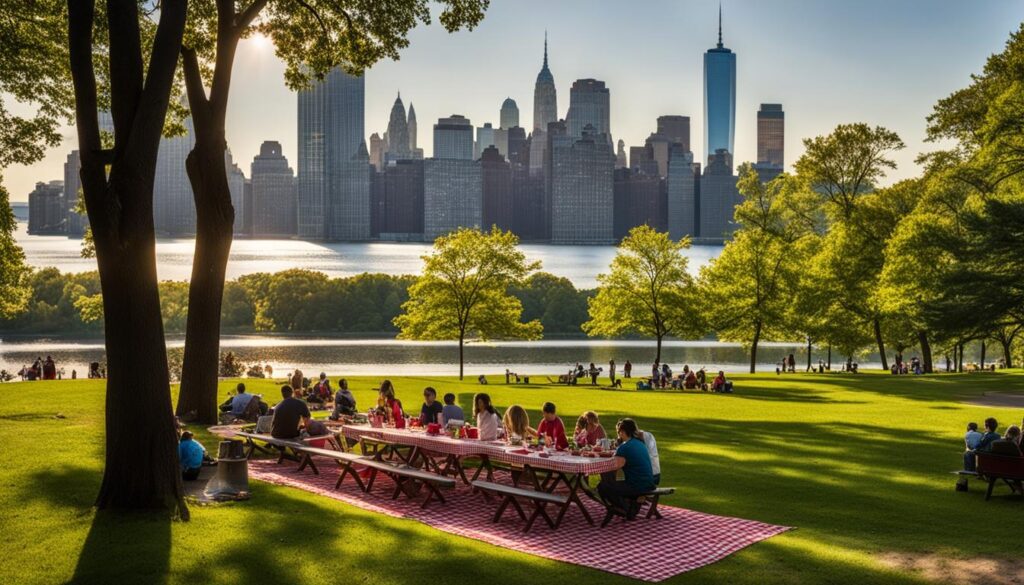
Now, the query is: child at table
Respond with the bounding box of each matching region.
[574,411,606,447]
[441,393,465,425]
[537,402,569,450]
[502,404,536,444]
[379,380,406,429]
[420,386,444,426]
[474,393,501,440]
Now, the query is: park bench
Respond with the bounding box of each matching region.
[976,451,1024,501]
[235,431,310,467]
[599,486,676,526]
[472,479,570,531]
[362,459,457,508]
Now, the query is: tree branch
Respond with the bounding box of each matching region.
[106,0,144,155]
[235,0,270,30]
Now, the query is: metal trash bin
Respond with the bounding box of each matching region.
[203,440,249,500]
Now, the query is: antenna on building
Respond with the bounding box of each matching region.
[717,2,723,48]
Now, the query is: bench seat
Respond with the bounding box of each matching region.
[473,480,570,531]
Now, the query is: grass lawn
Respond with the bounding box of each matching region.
[1,370,1023,584]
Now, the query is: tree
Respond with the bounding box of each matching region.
[511,272,589,336]
[583,225,703,363]
[66,0,190,515]
[175,0,490,424]
[701,167,820,372]
[395,227,541,379]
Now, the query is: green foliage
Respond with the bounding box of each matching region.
[584,226,702,359]
[395,227,542,376]
[218,351,245,378]
[0,185,29,319]
[511,272,590,336]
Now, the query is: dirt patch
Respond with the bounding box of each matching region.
[963,393,1024,408]
[880,552,1024,585]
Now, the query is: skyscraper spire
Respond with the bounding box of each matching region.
[544,30,548,68]
[717,2,723,48]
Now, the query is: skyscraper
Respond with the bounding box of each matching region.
[369,133,384,170]
[373,159,424,240]
[550,126,614,244]
[657,115,691,153]
[251,140,296,237]
[63,150,88,237]
[757,103,785,168]
[704,5,736,169]
[225,149,246,235]
[423,158,482,240]
[530,34,557,175]
[434,115,474,160]
[475,123,496,159]
[154,116,196,235]
[27,180,65,235]
[385,93,411,161]
[667,146,699,240]
[481,146,514,231]
[330,142,371,240]
[500,98,520,130]
[566,79,611,141]
[699,149,740,242]
[615,139,628,169]
[296,67,365,240]
[407,103,418,153]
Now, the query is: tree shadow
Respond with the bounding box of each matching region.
[70,510,171,585]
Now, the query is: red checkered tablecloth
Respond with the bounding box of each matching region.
[342,424,621,475]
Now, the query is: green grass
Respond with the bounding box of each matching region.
[1,371,1023,584]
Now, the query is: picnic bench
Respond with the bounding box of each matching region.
[976,452,1024,500]
[235,431,313,469]
[473,480,571,531]
[599,486,676,526]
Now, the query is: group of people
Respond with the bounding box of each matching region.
[641,362,733,393]
[959,416,1024,491]
[17,356,60,381]
[890,354,923,375]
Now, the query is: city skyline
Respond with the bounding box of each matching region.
[5,0,1023,201]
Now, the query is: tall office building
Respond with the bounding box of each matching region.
[475,123,496,159]
[615,140,628,169]
[500,98,520,130]
[27,180,65,235]
[369,133,384,170]
[225,149,247,235]
[329,142,371,240]
[506,127,529,166]
[251,141,296,237]
[667,146,699,240]
[613,168,664,241]
[373,159,424,240]
[423,158,482,240]
[645,133,671,178]
[385,93,411,161]
[434,115,474,160]
[481,146,514,231]
[407,103,418,153]
[297,67,365,239]
[756,103,785,170]
[63,150,88,237]
[704,6,736,169]
[657,115,691,153]
[550,126,614,244]
[699,149,740,242]
[154,116,196,234]
[530,35,557,175]
[566,79,611,141]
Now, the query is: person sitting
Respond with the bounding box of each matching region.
[379,380,406,428]
[964,417,1001,472]
[420,386,445,426]
[474,393,501,440]
[271,385,312,440]
[661,364,672,388]
[712,371,733,393]
[696,368,708,391]
[178,431,206,481]
[219,383,260,419]
[588,363,601,385]
[965,422,983,451]
[329,379,357,420]
[477,374,489,385]
[990,426,1023,457]
[573,411,606,447]
[683,368,698,390]
[502,404,536,444]
[290,369,304,391]
[598,418,656,519]
[441,393,465,425]
[537,402,569,450]
[639,426,662,485]
[307,373,332,405]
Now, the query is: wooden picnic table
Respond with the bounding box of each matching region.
[341,424,623,525]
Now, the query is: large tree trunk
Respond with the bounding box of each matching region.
[873,318,888,371]
[1001,339,1014,368]
[806,337,812,372]
[68,0,189,517]
[979,340,986,369]
[917,330,933,374]
[176,138,234,424]
[655,333,663,364]
[957,343,964,373]
[458,331,465,380]
[749,320,761,374]
[827,345,832,370]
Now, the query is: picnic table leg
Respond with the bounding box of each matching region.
[986,477,996,501]
[420,482,446,509]
[295,452,320,474]
[442,454,470,485]
[524,501,556,531]
[470,455,494,482]
[645,493,663,519]
[493,494,527,523]
[335,462,367,491]
[561,474,594,526]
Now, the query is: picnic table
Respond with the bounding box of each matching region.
[341,424,623,526]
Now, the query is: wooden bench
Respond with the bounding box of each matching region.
[976,452,1024,500]
[364,461,457,508]
[600,486,676,527]
[473,480,570,531]
[235,431,311,468]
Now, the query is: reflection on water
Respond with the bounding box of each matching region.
[14,222,722,288]
[0,336,868,377]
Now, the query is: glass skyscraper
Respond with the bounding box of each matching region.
[703,7,736,169]
[566,79,611,142]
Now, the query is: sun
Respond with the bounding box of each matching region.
[249,32,272,50]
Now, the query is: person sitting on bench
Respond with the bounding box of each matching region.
[598,418,656,519]
[474,393,501,440]
[964,417,1001,472]
[573,411,606,447]
[329,379,357,420]
[220,383,255,416]
[502,404,536,444]
[441,393,465,425]
[537,402,569,450]
[991,426,1023,456]
[178,431,206,481]
[712,371,733,393]
[639,426,661,485]
[420,386,444,426]
[271,385,312,440]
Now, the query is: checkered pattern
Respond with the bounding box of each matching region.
[249,459,791,582]
[343,425,622,475]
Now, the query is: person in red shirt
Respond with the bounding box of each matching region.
[378,380,406,428]
[536,402,569,450]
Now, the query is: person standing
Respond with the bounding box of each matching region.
[624,360,632,379]
[609,360,616,386]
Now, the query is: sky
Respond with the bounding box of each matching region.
[6,0,1024,201]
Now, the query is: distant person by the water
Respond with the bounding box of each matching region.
[713,371,733,393]
[290,369,304,391]
[609,359,616,385]
[624,360,632,378]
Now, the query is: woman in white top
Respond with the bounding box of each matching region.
[640,429,661,485]
[474,392,501,441]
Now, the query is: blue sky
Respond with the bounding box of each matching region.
[6,0,1023,201]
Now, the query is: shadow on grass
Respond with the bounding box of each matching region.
[70,510,171,585]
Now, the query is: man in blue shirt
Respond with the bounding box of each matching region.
[598,418,655,519]
[178,431,206,481]
[964,417,1001,472]
[220,383,254,417]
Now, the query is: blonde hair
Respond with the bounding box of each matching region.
[503,405,531,438]
[584,411,600,426]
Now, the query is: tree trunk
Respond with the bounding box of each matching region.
[806,337,812,372]
[873,318,888,371]
[957,343,964,373]
[749,320,761,374]
[176,139,235,424]
[1001,339,1014,368]
[917,330,932,374]
[655,334,663,364]
[979,340,986,369]
[827,345,832,370]
[458,334,464,380]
